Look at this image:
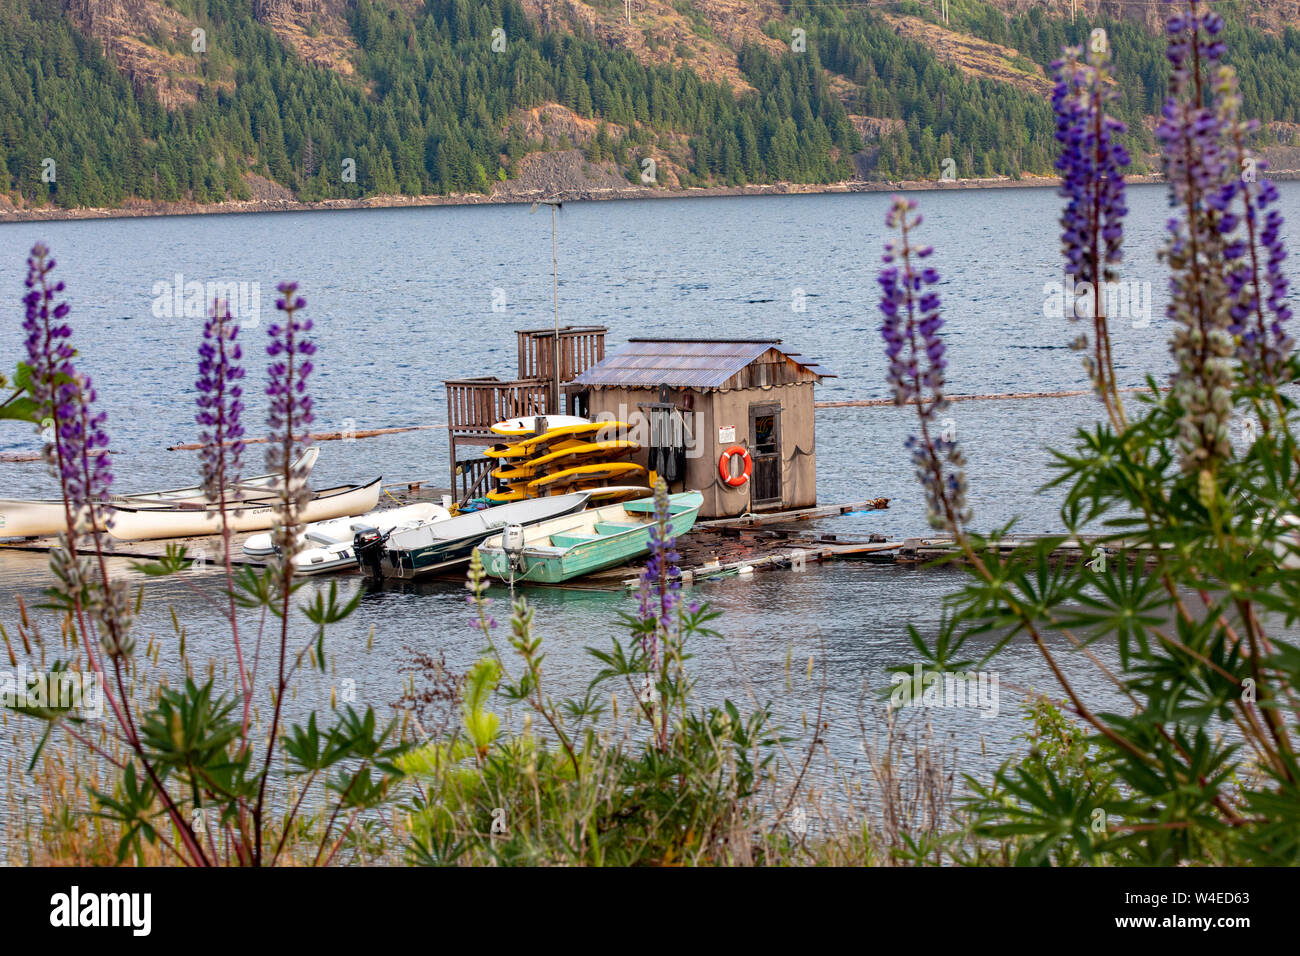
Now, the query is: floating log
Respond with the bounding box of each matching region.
[816,386,1167,409]
[167,424,444,451]
[1,449,114,464]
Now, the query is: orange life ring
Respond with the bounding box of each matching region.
[718,445,752,487]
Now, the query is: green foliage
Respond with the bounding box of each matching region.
[950,0,1300,168]
[961,699,1122,866]
[401,541,780,866]
[878,3,1300,865]
[0,0,866,207]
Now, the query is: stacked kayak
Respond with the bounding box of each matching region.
[242,501,449,575]
[484,417,647,503]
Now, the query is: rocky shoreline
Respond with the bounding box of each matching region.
[6,170,1296,224]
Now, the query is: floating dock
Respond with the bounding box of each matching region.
[0,491,1126,592]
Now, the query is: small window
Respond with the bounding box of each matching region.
[753,414,777,455]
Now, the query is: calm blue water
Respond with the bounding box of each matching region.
[0,184,1296,824]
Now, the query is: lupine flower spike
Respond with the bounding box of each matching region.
[637,476,683,669]
[266,282,316,571]
[1157,4,1239,488]
[23,244,113,539]
[1189,10,1292,394]
[197,299,251,721]
[1051,36,1130,424]
[879,196,970,532]
[23,244,132,657]
[196,301,246,502]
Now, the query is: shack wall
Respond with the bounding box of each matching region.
[583,382,817,519]
[706,384,817,517]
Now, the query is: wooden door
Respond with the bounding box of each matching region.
[749,404,781,506]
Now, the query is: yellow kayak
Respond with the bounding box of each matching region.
[490,421,628,460]
[527,462,647,495]
[485,437,587,461]
[486,487,527,503]
[491,440,639,481]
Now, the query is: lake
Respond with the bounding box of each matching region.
[1,183,1296,827]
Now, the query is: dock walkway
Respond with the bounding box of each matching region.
[0,495,1122,592]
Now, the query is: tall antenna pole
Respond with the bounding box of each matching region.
[551,202,560,413]
[530,199,564,415]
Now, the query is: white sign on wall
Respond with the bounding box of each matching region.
[718,425,736,444]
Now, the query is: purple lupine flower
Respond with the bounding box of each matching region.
[1210,62,1294,384]
[637,478,682,666]
[879,196,969,532]
[195,301,246,501]
[22,244,113,535]
[466,593,497,631]
[1157,3,1239,474]
[266,282,316,566]
[59,374,114,525]
[22,244,74,417]
[1050,42,1130,390]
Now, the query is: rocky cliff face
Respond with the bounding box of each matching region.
[57,0,1299,111]
[988,0,1300,33]
[62,0,205,107]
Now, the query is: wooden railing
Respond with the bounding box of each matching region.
[445,377,552,437]
[454,455,495,503]
[445,328,606,500]
[516,326,606,383]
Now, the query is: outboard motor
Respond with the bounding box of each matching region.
[503,523,526,572]
[352,526,387,580]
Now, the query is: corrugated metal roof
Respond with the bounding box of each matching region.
[572,339,829,389]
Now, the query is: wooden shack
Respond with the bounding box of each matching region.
[569,339,833,519]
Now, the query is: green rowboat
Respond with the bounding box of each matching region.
[477,491,703,584]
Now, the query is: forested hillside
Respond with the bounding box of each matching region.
[3,0,1300,212]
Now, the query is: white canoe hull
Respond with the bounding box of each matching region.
[0,499,80,539]
[0,448,321,539]
[108,477,382,541]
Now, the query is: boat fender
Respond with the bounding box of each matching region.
[718,445,752,487]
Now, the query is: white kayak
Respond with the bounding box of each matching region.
[107,476,382,541]
[490,414,588,437]
[0,448,321,539]
[243,501,451,575]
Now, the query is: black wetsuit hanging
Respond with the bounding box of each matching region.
[646,401,688,485]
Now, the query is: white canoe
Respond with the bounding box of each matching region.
[490,414,588,437]
[107,476,382,541]
[0,447,321,539]
[243,501,450,559]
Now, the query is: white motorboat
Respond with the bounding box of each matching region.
[353,491,591,581]
[243,501,450,575]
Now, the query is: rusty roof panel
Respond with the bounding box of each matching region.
[572,339,830,389]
